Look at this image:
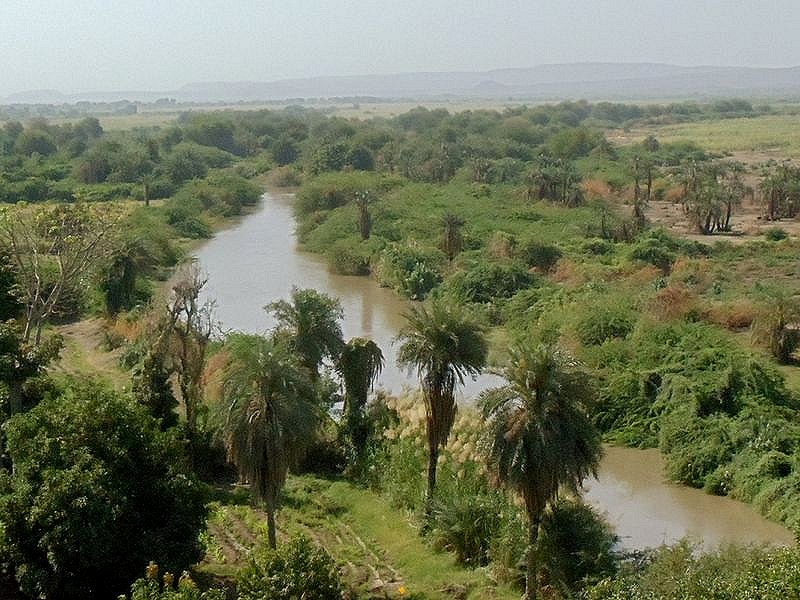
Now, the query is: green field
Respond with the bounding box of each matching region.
[615,114,800,159]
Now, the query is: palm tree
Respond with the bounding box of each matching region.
[396,300,487,518]
[336,337,384,463]
[222,333,318,548]
[267,288,344,381]
[480,343,602,600]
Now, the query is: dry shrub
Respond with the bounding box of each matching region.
[109,315,146,343]
[670,257,712,292]
[551,259,586,287]
[664,186,685,204]
[625,264,663,286]
[705,300,757,330]
[202,350,230,404]
[581,179,613,200]
[268,165,302,188]
[648,284,698,320]
[487,231,516,259]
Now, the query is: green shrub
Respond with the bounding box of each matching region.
[374,243,443,300]
[326,238,371,275]
[538,500,618,595]
[430,477,506,567]
[1,383,207,600]
[518,240,563,271]
[764,227,788,241]
[584,542,800,600]
[237,536,344,600]
[295,172,402,216]
[122,566,225,600]
[445,260,536,304]
[575,304,636,345]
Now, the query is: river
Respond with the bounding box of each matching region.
[194,191,794,550]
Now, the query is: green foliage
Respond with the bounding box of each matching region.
[585,542,800,600]
[430,468,507,567]
[374,243,443,299]
[326,237,371,275]
[518,239,563,271]
[537,500,618,595]
[575,303,636,345]
[267,287,344,378]
[0,382,207,600]
[295,171,402,217]
[445,260,535,305]
[236,535,344,600]
[123,566,225,600]
[764,226,788,241]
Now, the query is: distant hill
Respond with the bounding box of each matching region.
[5,63,800,104]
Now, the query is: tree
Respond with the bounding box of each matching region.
[0,202,118,344]
[267,288,344,381]
[222,333,318,548]
[674,160,745,235]
[396,300,487,518]
[440,213,465,263]
[336,337,383,465]
[0,382,207,600]
[166,264,216,448]
[481,343,602,600]
[525,156,583,206]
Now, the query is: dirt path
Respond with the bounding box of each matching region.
[51,317,128,387]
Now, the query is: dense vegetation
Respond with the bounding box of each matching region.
[1,99,800,598]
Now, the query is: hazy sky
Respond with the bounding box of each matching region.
[1,0,798,95]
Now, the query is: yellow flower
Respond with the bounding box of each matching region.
[145,562,159,580]
[398,585,408,596]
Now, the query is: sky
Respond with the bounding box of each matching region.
[0,0,798,95]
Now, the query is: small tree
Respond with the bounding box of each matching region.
[396,300,487,519]
[168,264,216,446]
[222,333,318,548]
[481,343,602,600]
[0,202,118,344]
[336,337,384,467]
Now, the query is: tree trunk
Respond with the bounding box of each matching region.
[525,514,542,600]
[266,506,277,549]
[425,443,439,523]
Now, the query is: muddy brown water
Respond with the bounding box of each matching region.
[195,192,794,550]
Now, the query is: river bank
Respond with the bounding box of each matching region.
[193,189,795,551]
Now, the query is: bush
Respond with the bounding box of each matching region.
[326,238,370,275]
[445,260,536,304]
[538,500,618,595]
[0,382,207,600]
[236,536,344,600]
[575,304,636,345]
[374,243,443,300]
[430,480,506,567]
[584,542,800,600]
[122,565,225,600]
[518,240,563,271]
[764,227,788,241]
